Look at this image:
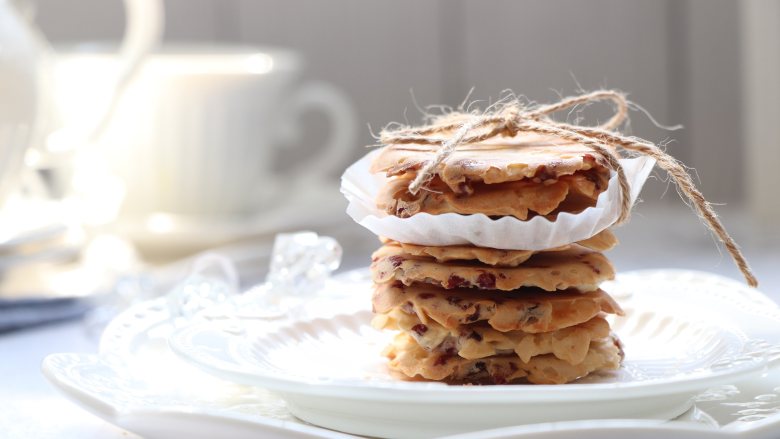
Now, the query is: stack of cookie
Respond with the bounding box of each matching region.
[368,136,626,384]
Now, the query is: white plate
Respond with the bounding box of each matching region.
[43,270,780,438]
[169,270,780,438]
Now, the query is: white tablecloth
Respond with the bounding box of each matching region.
[0,320,136,438]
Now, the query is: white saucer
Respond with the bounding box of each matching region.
[0,196,70,252]
[113,182,346,258]
[43,270,780,438]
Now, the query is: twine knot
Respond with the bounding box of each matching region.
[378,90,758,287]
[499,107,522,138]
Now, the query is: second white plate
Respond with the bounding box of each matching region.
[169,272,780,438]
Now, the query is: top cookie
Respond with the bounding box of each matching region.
[370,132,611,192]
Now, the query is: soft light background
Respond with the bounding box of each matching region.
[34,0,780,297]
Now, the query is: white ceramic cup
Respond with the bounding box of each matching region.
[55,45,357,219]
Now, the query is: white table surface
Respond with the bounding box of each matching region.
[1,205,778,438]
[0,320,137,438]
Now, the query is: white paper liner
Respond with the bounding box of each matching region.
[341,149,655,250]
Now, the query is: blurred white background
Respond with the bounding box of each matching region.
[31,0,758,200]
[24,0,780,296]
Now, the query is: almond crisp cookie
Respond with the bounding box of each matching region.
[385,332,624,384]
[373,309,611,365]
[371,245,615,292]
[371,134,611,220]
[382,228,617,266]
[371,282,623,333]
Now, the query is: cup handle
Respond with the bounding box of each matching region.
[87,0,164,142]
[285,81,358,181]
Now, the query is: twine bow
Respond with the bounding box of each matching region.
[379,90,758,287]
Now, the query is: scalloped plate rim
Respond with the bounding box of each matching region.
[41,352,354,438]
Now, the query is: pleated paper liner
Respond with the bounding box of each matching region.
[341,149,655,250]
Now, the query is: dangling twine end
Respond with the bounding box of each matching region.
[407,172,433,196]
[378,90,758,287]
[747,273,759,288]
